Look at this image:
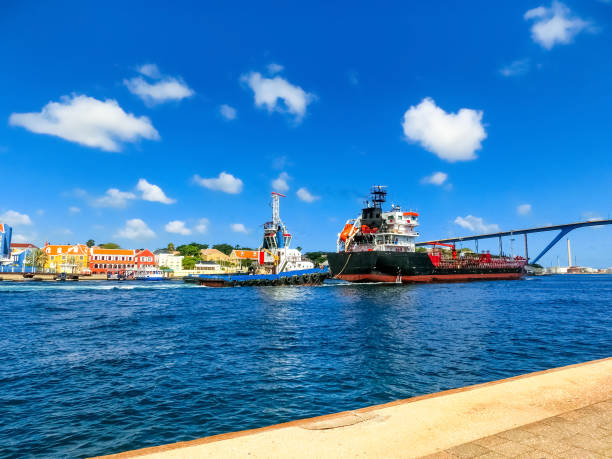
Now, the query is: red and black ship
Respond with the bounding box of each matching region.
[327,186,527,283]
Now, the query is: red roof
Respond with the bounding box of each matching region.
[11,243,38,248]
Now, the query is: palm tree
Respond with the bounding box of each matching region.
[26,249,48,272]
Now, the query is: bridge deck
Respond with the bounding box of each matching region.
[416,219,612,246]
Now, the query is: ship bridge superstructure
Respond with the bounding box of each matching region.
[260,192,313,274]
[262,192,292,250]
[337,186,420,253]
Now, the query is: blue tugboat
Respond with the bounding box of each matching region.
[186,192,328,287]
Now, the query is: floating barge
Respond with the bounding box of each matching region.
[185,267,329,287]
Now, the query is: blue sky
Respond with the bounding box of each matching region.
[1,1,611,267]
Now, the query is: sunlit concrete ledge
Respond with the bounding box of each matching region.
[94,357,612,459]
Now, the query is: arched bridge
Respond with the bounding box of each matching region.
[416,219,612,265]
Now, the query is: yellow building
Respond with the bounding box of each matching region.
[200,248,230,263]
[43,243,90,274]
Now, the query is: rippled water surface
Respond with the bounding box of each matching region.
[1,276,611,458]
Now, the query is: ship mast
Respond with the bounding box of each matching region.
[272,192,284,227]
[370,185,387,208]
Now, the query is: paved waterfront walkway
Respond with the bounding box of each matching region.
[424,399,612,458]
[96,357,612,459]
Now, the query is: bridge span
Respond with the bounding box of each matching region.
[416,219,612,265]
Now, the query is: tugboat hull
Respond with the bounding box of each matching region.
[186,268,329,287]
[327,251,525,284]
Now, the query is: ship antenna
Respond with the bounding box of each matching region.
[370,185,387,209]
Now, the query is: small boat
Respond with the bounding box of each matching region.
[134,269,164,281]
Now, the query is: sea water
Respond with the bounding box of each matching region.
[1,275,611,458]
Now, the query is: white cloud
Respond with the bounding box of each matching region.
[297,187,320,203]
[271,172,290,192]
[93,188,137,208]
[68,206,81,214]
[137,64,162,79]
[230,223,248,233]
[165,220,191,235]
[454,215,500,233]
[267,63,284,75]
[421,171,448,186]
[499,59,531,77]
[242,71,314,122]
[517,203,532,215]
[524,2,590,50]
[9,95,159,152]
[582,211,603,222]
[193,172,243,194]
[115,218,155,239]
[402,97,486,162]
[12,234,30,243]
[124,76,194,105]
[0,210,32,226]
[136,178,175,204]
[219,104,237,120]
[195,218,209,234]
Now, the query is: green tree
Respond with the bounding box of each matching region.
[177,244,200,257]
[182,256,197,270]
[167,242,175,252]
[86,239,95,248]
[305,251,327,265]
[176,242,209,257]
[99,242,121,249]
[26,248,48,270]
[213,243,234,255]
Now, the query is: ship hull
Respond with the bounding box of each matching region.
[327,251,525,284]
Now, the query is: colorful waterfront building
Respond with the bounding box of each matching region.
[0,241,38,272]
[0,224,12,262]
[200,248,230,264]
[44,243,90,273]
[135,249,156,270]
[10,243,38,269]
[154,252,183,272]
[88,247,137,276]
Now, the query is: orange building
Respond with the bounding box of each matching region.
[43,243,89,273]
[88,247,136,275]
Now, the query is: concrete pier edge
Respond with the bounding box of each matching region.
[93,356,612,458]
